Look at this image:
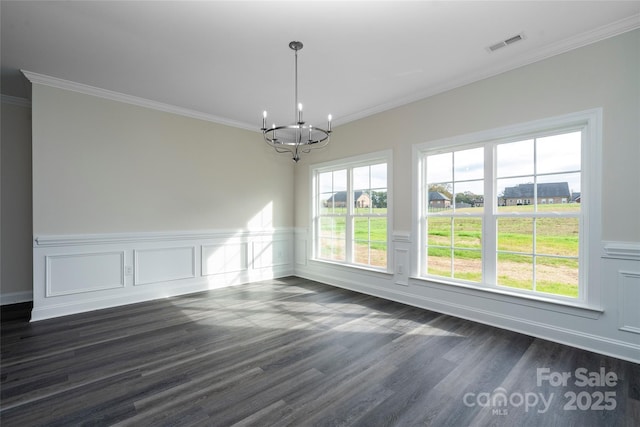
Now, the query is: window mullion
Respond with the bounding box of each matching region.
[484,142,497,286]
[532,218,538,292]
[314,171,323,260]
[532,138,538,291]
[345,167,354,263]
[314,172,319,260]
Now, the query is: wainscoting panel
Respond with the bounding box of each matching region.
[46,251,125,296]
[32,229,294,321]
[295,228,308,267]
[202,242,248,276]
[134,246,196,286]
[617,271,640,334]
[393,231,411,287]
[253,239,290,269]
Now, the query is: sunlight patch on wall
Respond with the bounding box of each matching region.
[199,201,288,290]
[203,241,248,276]
[248,201,274,231]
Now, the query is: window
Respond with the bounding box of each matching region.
[495,132,581,297]
[313,151,391,270]
[425,146,484,282]
[415,110,601,306]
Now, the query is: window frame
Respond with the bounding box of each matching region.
[311,150,393,272]
[412,109,602,309]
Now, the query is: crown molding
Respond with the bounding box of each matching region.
[1,94,31,107]
[338,14,640,125]
[19,15,639,130]
[21,70,256,132]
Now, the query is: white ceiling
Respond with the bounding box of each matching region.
[2,1,639,130]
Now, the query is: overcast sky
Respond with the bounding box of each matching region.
[319,162,388,195]
[427,131,582,195]
[319,131,581,198]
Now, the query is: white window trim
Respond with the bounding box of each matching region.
[310,149,393,272]
[412,109,602,310]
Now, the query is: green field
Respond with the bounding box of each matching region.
[318,204,580,297]
[427,204,580,297]
[318,208,387,267]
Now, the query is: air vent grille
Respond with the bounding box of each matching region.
[488,42,507,52]
[505,34,523,45]
[487,33,525,52]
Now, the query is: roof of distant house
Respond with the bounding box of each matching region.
[326,191,367,202]
[503,182,570,198]
[428,191,450,201]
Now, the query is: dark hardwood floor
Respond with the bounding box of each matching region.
[1,276,638,426]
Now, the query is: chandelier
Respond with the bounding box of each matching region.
[261,41,332,162]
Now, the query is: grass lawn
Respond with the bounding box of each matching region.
[427,204,580,297]
[318,204,580,298]
[318,208,388,268]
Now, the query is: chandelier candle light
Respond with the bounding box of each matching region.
[261,41,332,162]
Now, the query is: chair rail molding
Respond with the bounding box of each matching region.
[602,241,640,261]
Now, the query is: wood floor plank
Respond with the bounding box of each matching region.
[1,276,638,426]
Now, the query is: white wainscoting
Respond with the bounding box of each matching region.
[46,251,125,296]
[603,242,640,337]
[392,232,411,287]
[253,238,290,269]
[202,242,248,276]
[617,271,640,335]
[32,229,294,321]
[295,230,640,363]
[294,228,308,267]
[134,246,196,286]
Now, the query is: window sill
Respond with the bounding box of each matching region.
[410,275,603,319]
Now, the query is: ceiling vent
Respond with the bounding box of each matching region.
[487,33,525,52]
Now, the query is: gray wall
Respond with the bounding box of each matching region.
[1,101,33,302]
[31,85,294,235]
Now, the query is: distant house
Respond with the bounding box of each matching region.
[324,191,371,208]
[471,197,484,208]
[500,182,571,206]
[428,191,451,208]
[571,192,581,203]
